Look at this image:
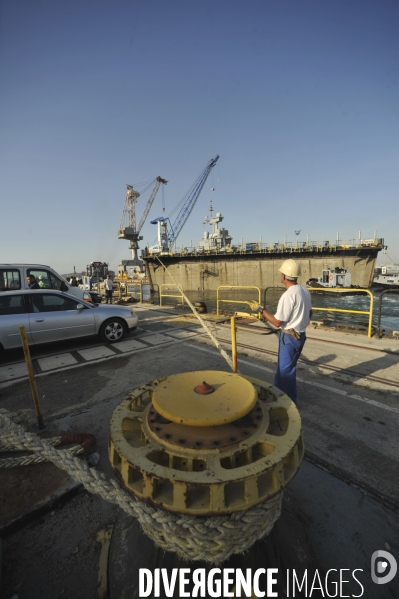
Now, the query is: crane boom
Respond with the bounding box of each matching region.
[137,176,168,235]
[167,155,219,248]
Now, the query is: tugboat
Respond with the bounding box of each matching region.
[372,264,399,289]
[372,250,399,289]
[306,267,361,295]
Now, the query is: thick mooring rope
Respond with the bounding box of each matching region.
[0,409,281,563]
[0,439,84,468]
[0,409,95,468]
[155,255,234,370]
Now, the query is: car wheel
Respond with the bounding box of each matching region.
[100,318,126,343]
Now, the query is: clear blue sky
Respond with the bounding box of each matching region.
[1,0,398,274]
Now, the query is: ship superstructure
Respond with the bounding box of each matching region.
[198,201,232,251]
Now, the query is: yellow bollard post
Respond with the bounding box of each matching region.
[231,316,238,373]
[19,326,44,429]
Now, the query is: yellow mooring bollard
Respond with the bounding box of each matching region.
[19,325,44,429]
[231,316,238,372]
[108,370,304,561]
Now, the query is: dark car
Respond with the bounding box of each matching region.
[89,291,103,303]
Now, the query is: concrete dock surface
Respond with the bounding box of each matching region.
[0,305,398,598]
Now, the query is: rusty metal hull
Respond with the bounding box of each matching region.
[143,247,380,292]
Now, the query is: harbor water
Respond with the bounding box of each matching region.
[126,284,399,333]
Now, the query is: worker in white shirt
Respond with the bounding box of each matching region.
[104,274,114,304]
[247,259,312,404]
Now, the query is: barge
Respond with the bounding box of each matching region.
[142,208,385,292]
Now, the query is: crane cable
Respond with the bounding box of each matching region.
[161,160,213,221]
[155,255,233,371]
[131,179,158,197]
[130,178,155,188]
[166,179,198,220]
[162,183,166,213]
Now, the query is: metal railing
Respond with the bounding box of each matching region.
[376,289,399,338]
[263,286,285,310]
[216,286,261,317]
[307,288,374,338]
[147,237,384,258]
[160,284,184,307]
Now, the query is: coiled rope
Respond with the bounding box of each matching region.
[0,409,281,563]
[0,409,95,468]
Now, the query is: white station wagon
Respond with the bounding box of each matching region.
[0,290,138,351]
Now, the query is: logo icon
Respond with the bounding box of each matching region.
[371,550,397,585]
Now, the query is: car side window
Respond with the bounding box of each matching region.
[0,295,26,315]
[31,294,81,313]
[28,269,63,290]
[28,269,51,289]
[0,269,21,291]
[49,273,63,290]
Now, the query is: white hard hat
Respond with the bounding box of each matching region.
[279,259,301,278]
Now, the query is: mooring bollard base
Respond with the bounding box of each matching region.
[107,507,318,599]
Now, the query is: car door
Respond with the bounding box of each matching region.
[29,293,95,344]
[0,294,31,349]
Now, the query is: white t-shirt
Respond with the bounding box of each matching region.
[104,278,113,291]
[274,284,312,332]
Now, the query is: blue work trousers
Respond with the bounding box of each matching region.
[273,331,306,405]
